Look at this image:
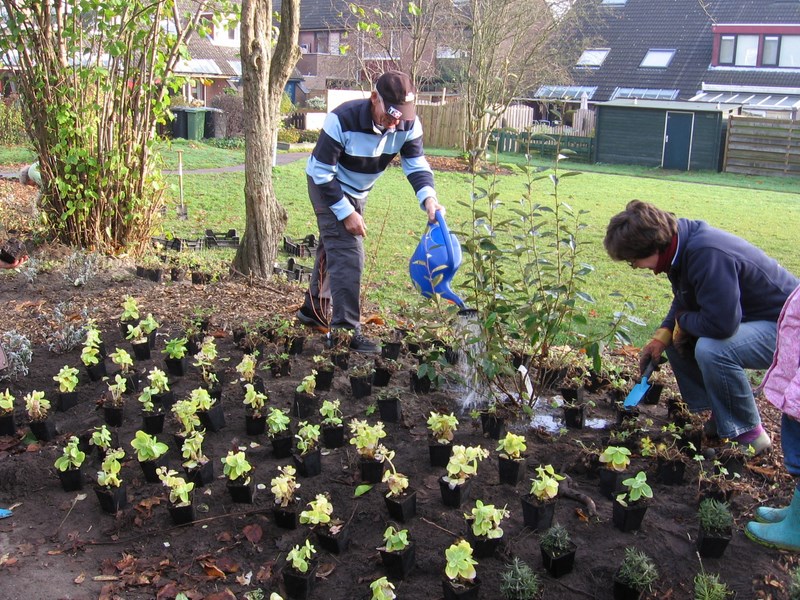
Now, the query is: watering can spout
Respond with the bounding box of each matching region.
[409,210,466,307]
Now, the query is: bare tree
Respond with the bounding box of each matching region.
[233,0,301,277]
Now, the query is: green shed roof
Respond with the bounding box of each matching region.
[598,99,741,113]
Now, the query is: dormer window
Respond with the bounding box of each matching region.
[714,26,800,68]
[576,48,609,68]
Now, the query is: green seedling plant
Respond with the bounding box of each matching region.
[616,471,653,506]
[381,526,410,553]
[500,557,541,600]
[181,431,208,470]
[266,407,291,437]
[0,389,13,415]
[163,337,188,360]
[698,499,733,534]
[104,373,127,408]
[444,539,478,585]
[443,445,490,488]
[529,464,565,501]
[24,390,50,421]
[173,399,201,435]
[497,432,527,460]
[243,383,268,417]
[193,337,219,386]
[156,467,194,506]
[616,546,658,592]
[109,348,134,374]
[139,313,159,335]
[600,445,631,472]
[54,436,86,471]
[236,353,258,383]
[271,464,300,508]
[190,387,215,412]
[540,523,573,556]
[147,367,170,395]
[81,344,101,367]
[466,499,509,539]
[125,324,148,345]
[295,421,321,455]
[53,365,79,393]
[349,419,388,460]
[130,430,168,462]
[296,370,317,395]
[97,448,125,488]
[320,399,343,427]
[427,411,458,444]
[221,450,252,483]
[382,466,410,498]
[299,493,334,527]
[90,425,112,452]
[369,576,396,600]
[120,295,140,322]
[286,539,316,573]
[693,570,733,600]
[84,320,102,349]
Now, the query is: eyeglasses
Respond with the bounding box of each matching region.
[377,94,402,124]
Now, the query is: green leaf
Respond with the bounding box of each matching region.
[354,484,373,497]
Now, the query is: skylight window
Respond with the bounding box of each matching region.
[640,49,675,68]
[601,0,627,4]
[576,49,609,67]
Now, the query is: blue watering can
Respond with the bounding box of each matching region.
[409,211,466,308]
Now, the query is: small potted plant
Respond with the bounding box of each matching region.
[320,399,345,448]
[83,320,106,358]
[118,295,140,336]
[329,329,352,370]
[81,342,106,381]
[162,337,189,377]
[300,493,349,554]
[376,387,403,423]
[54,435,86,492]
[312,354,335,391]
[270,464,301,530]
[599,445,632,499]
[89,425,114,462]
[369,576,396,600]
[613,547,658,600]
[440,445,489,508]
[109,347,138,392]
[95,448,127,513]
[382,457,416,522]
[283,539,317,599]
[428,411,458,467]
[442,539,480,600]
[641,434,687,485]
[181,430,214,487]
[146,366,174,409]
[521,464,564,531]
[378,525,415,580]
[500,557,541,600]
[156,466,196,525]
[25,390,56,441]
[464,499,509,558]
[696,498,733,558]
[130,429,169,483]
[236,352,263,393]
[613,471,653,533]
[52,365,80,412]
[349,419,390,483]
[539,523,576,579]
[285,324,306,356]
[496,432,527,485]
[693,570,734,600]
[172,399,201,445]
[102,373,127,427]
[0,389,15,436]
[266,347,291,378]
[373,356,399,388]
[479,402,506,440]
[139,313,160,349]
[125,323,151,361]
[191,387,225,432]
[242,383,269,435]
[137,388,164,435]
[293,371,317,418]
[349,361,375,398]
[267,407,293,458]
[193,337,222,398]
[293,421,322,477]
[221,450,254,503]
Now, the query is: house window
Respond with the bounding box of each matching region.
[640,49,675,68]
[601,0,626,4]
[719,35,735,64]
[735,35,759,66]
[763,36,779,66]
[228,27,236,41]
[576,48,609,67]
[779,35,800,67]
[315,32,330,54]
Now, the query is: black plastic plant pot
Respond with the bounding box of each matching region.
[85,361,107,382]
[58,468,84,492]
[164,356,188,377]
[410,370,432,394]
[322,425,345,449]
[332,351,350,371]
[613,576,645,600]
[373,368,393,387]
[314,524,350,554]
[429,442,453,468]
[377,397,401,423]
[656,458,686,485]
[679,428,703,455]
[139,456,168,484]
[540,541,577,578]
[206,382,223,402]
[563,405,585,429]
[380,542,416,580]
[270,360,292,378]
[123,372,141,394]
[283,563,317,600]
[599,469,627,500]
[480,413,504,440]
[226,478,255,503]
[615,406,640,427]
[170,267,186,282]
[153,390,175,412]
[360,457,385,483]
[30,419,57,442]
[442,576,482,600]
[271,433,294,459]
[142,412,165,435]
[95,485,128,514]
[0,413,15,436]
[273,505,299,530]
[498,455,527,485]
[520,495,556,531]
[191,271,211,285]
[119,319,136,337]
[465,525,502,558]
[612,499,648,533]
[103,406,124,428]
[131,341,151,361]
[697,526,732,558]
[559,386,585,404]
[286,335,305,356]
[168,501,196,525]
[293,448,322,478]
[382,342,402,360]
[199,404,226,432]
[439,476,472,508]
[292,392,316,419]
[384,489,417,523]
[185,461,215,488]
[53,391,78,412]
[641,383,664,405]
[316,368,335,392]
[349,374,373,399]
[245,414,266,436]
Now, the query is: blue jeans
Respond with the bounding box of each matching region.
[782,414,800,480]
[666,320,777,439]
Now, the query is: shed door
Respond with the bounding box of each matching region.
[662,111,694,170]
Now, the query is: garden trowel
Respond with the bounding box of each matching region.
[623,360,657,408]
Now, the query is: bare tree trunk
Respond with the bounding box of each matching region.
[234,0,300,277]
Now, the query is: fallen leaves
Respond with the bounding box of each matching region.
[242,523,262,544]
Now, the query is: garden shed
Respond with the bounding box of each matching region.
[594,99,741,171]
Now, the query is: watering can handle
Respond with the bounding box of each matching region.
[434,210,456,266]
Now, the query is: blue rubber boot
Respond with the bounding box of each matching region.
[754,504,790,524]
[746,488,800,551]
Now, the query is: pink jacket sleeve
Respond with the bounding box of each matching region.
[762,285,800,420]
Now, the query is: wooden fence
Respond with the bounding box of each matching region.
[416,101,466,149]
[724,116,800,177]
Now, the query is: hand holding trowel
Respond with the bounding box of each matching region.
[623,358,665,408]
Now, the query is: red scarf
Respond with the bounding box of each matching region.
[654,234,678,275]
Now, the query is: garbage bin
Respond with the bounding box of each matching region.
[184,108,207,141]
[171,108,188,139]
[203,108,224,139]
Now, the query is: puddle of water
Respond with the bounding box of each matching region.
[527,393,613,432]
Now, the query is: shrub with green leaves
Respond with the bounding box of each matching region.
[500,557,540,600]
[54,436,86,472]
[698,499,733,534]
[616,547,658,591]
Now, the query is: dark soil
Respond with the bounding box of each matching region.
[0,180,796,600]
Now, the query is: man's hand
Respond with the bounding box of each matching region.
[343,212,367,237]
[424,197,445,222]
[0,255,27,269]
[638,326,671,374]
